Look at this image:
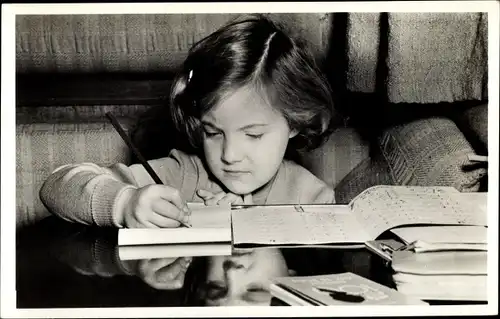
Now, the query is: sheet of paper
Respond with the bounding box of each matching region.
[186,202,231,228]
[350,186,488,239]
[390,225,488,245]
[231,205,371,246]
[118,202,231,246]
[118,243,232,260]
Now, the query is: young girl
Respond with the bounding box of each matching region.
[40,14,337,228]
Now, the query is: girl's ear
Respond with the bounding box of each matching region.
[289,129,299,139]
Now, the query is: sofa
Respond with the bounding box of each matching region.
[16,12,489,230]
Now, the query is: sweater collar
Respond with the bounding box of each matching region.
[251,161,287,205]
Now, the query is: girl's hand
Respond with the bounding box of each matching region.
[135,257,192,290]
[122,185,190,228]
[197,189,253,206]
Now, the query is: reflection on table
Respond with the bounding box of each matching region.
[17,217,390,308]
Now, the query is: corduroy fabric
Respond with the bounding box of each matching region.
[16,121,132,228]
[378,117,486,192]
[386,13,488,103]
[346,13,380,93]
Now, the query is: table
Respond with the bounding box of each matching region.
[15,217,484,308]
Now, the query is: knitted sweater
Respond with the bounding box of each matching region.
[39,149,335,227]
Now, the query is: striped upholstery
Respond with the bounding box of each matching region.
[16,121,133,228]
[16,13,331,73]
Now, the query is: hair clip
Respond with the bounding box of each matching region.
[188,69,194,83]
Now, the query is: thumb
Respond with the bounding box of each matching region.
[243,193,253,205]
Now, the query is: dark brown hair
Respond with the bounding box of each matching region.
[170,14,336,152]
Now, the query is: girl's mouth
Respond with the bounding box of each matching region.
[223,170,250,176]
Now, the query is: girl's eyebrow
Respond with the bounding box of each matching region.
[201,121,268,131]
[239,124,268,130]
[201,121,221,130]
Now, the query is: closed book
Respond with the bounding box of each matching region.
[393,274,487,301]
[118,203,231,246]
[391,250,487,275]
[270,272,427,306]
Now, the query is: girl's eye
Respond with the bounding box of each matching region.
[246,133,263,139]
[204,131,220,138]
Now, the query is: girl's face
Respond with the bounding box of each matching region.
[204,249,290,306]
[201,86,296,195]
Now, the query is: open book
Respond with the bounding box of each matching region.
[231,185,487,248]
[118,202,232,260]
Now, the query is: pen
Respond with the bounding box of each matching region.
[105,112,192,228]
[231,204,307,210]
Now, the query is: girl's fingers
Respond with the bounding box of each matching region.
[151,198,189,224]
[171,265,189,289]
[150,212,181,228]
[138,258,178,274]
[197,189,214,199]
[138,257,189,290]
[218,193,243,205]
[204,192,226,206]
[154,258,190,289]
[156,185,190,214]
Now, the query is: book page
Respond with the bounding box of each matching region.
[118,203,231,246]
[349,186,488,239]
[231,205,371,246]
[390,225,488,244]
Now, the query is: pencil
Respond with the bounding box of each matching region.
[105,112,192,228]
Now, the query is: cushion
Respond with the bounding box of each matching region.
[298,127,370,189]
[453,103,488,155]
[334,155,396,204]
[16,121,133,229]
[378,117,486,192]
[16,13,331,73]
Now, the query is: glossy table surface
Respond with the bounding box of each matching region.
[16,217,482,308]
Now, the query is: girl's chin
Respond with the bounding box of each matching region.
[222,181,259,196]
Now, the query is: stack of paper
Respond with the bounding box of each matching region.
[391,248,488,301]
[388,225,488,302]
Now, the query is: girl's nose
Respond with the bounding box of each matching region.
[223,260,248,297]
[221,137,243,164]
